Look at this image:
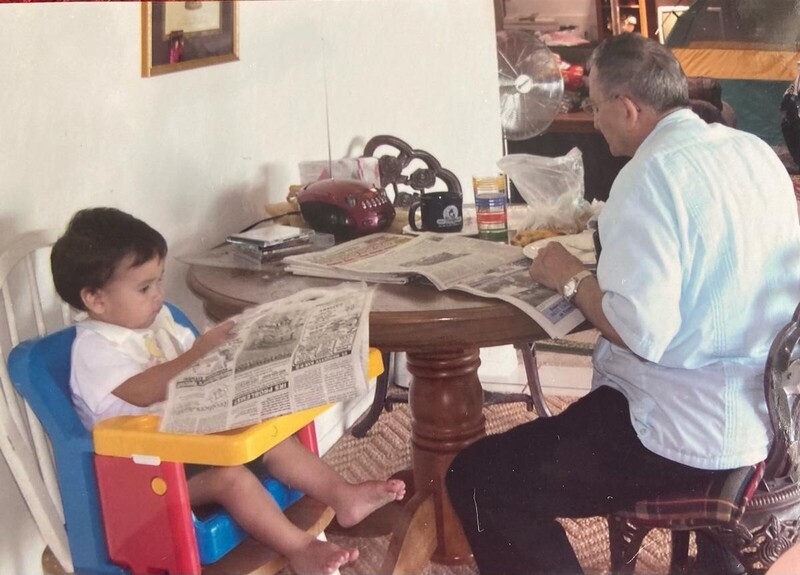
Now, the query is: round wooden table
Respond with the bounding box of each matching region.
[187,264,555,573]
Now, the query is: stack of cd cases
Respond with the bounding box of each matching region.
[226,224,334,263]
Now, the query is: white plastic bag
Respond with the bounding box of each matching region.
[498,148,597,233]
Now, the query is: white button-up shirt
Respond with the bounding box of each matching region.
[593,108,800,470]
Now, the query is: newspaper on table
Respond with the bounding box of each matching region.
[284,233,586,339]
[284,233,416,284]
[159,283,374,434]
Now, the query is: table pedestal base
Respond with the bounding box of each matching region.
[380,347,485,573]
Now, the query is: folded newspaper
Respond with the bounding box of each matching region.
[283,233,586,339]
[159,283,374,434]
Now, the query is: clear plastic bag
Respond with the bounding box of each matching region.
[498,148,599,233]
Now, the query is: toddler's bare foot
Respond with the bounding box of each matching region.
[288,538,358,575]
[335,479,406,528]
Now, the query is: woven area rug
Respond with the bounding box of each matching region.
[316,397,674,575]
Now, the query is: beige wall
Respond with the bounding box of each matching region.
[0,0,502,570]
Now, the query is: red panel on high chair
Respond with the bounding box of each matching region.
[95,455,200,575]
[94,423,318,574]
[295,422,319,455]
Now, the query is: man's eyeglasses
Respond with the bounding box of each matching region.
[581,94,642,115]
[581,94,620,115]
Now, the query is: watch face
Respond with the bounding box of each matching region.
[563,271,592,301]
[563,278,577,300]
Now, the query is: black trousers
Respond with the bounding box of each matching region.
[445,386,737,575]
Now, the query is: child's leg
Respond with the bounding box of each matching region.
[188,466,357,575]
[261,437,406,528]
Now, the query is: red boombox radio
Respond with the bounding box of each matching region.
[295,179,396,241]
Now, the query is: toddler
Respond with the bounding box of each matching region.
[51,207,405,575]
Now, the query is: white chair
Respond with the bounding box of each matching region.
[0,229,73,570]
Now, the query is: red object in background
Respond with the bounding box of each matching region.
[295,179,396,241]
[553,53,585,92]
[169,31,185,64]
[561,62,585,92]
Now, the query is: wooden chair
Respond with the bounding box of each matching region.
[608,301,800,573]
[0,229,377,574]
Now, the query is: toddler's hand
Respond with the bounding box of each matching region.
[191,320,236,357]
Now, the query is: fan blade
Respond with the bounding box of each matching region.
[496,30,564,141]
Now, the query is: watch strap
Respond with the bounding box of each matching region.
[563,270,593,301]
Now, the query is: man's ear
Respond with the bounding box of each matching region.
[80,287,105,315]
[620,96,641,124]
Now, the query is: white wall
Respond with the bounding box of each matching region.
[0,0,502,571]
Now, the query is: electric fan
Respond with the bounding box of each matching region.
[496,30,564,141]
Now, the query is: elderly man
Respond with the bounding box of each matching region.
[446,33,800,574]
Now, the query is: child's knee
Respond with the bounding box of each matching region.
[260,435,300,466]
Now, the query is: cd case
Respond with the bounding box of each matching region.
[227,224,334,264]
[232,234,334,263]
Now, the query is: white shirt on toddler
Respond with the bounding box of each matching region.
[70,306,196,429]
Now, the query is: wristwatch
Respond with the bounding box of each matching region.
[561,270,593,302]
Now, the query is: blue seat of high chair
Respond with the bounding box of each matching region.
[195,477,302,564]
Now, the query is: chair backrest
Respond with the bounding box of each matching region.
[0,230,77,572]
[763,301,800,484]
[9,327,121,575]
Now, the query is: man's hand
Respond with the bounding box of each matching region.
[530,242,627,348]
[528,242,586,293]
[191,320,236,357]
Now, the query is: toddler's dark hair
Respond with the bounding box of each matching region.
[51,208,167,310]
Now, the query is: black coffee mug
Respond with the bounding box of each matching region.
[408,191,463,233]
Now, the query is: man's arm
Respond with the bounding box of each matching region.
[528,242,626,348]
[565,274,625,348]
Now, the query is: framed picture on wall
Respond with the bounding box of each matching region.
[141,1,238,77]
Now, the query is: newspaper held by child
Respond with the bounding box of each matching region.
[160,283,373,434]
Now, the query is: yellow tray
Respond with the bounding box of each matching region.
[92,348,384,465]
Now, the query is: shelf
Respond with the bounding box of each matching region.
[595,0,657,40]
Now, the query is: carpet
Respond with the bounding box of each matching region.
[317,397,674,575]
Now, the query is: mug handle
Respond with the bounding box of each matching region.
[408,200,422,231]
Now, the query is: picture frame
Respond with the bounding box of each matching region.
[141,1,238,77]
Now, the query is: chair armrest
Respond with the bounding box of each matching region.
[92,405,329,465]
